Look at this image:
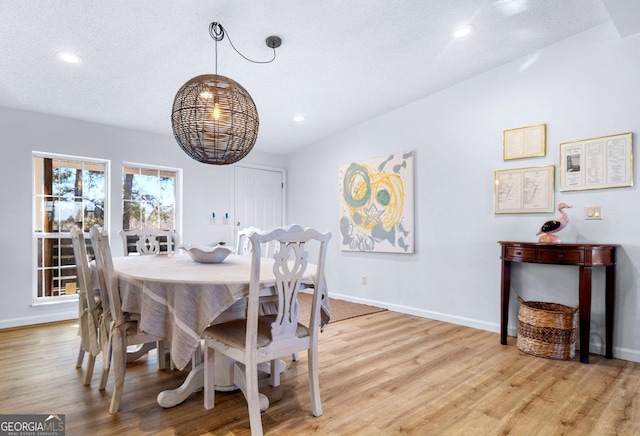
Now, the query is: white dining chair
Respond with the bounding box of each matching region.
[120,227,176,256]
[90,225,167,414]
[235,226,279,258]
[235,226,258,256]
[236,226,296,360]
[70,225,103,386]
[203,224,331,435]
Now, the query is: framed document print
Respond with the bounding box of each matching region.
[494,165,555,214]
[503,123,546,160]
[559,132,633,191]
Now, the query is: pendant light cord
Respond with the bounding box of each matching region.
[209,22,277,65]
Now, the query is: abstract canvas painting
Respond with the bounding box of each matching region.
[339,151,414,253]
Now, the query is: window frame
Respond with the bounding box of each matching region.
[122,161,182,235]
[32,151,110,304]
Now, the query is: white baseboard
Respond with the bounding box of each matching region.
[0,312,76,330]
[329,292,498,332]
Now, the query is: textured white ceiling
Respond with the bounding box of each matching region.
[0,1,635,155]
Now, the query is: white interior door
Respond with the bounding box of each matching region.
[234,166,284,235]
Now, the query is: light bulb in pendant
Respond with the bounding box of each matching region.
[212,103,222,120]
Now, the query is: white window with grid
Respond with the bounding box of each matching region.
[122,163,180,232]
[33,152,109,301]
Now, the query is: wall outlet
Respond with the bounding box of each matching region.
[361,275,367,285]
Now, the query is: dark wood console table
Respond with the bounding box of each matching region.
[499,241,618,363]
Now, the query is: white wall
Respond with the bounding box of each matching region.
[0,108,282,328]
[285,22,640,362]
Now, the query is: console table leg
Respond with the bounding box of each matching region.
[605,264,615,359]
[500,259,511,345]
[578,266,592,364]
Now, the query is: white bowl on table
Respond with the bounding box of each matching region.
[179,244,233,264]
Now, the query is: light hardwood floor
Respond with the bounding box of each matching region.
[0,310,638,435]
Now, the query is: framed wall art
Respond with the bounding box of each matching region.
[338,151,414,253]
[559,132,633,191]
[503,123,546,160]
[494,165,555,214]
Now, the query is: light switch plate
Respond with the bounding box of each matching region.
[586,206,602,220]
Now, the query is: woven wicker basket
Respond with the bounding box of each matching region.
[516,296,578,360]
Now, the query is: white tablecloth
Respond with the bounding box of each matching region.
[113,254,327,370]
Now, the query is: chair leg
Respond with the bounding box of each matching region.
[99,348,111,390]
[109,378,124,414]
[270,359,280,387]
[203,340,216,410]
[99,366,109,390]
[109,338,127,414]
[83,354,96,386]
[156,341,167,370]
[193,341,203,366]
[292,352,299,361]
[243,362,264,436]
[308,347,322,417]
[76,344,85,368]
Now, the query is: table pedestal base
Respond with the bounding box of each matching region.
[157,352,285,409]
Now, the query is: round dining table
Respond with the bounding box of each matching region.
[111,253,328,408]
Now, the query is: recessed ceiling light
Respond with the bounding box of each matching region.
[494,0,529,17]
[56,51,83,64]
[293,115,305,122]
[453,25,472,39]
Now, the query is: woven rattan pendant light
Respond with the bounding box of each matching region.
[172,23,280,165]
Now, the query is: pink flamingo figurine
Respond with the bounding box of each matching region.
[536,203,572,243]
